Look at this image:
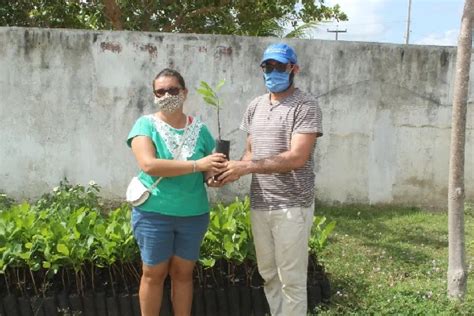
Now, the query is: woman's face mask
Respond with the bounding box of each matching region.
[154,91,185,113]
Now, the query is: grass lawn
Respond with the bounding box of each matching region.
[314,204,474,315]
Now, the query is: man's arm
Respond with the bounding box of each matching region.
[241,135,253,161]
[218,133,317,184]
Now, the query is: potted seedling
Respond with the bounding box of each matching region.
[197,80,230,160]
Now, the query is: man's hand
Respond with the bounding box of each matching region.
[205,177,225,188]
[217,160,249,184]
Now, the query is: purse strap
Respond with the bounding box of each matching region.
[148,115,192,192]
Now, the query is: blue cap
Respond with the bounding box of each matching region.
[261,43,297,64]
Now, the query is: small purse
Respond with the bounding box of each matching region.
[126,176,158,207]
[126,116,191,207]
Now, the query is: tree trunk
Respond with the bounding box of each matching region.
[102,0,123,30]
[447,0,473,300]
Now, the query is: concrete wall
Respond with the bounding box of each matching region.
[0,27,472,209]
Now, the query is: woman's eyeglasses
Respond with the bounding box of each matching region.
[153,87,181,97]
[260,62,291,74]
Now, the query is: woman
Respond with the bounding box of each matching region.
[127,68,226,316]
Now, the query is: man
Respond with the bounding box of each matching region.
[218,43,323,316]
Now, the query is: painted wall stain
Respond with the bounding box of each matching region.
[140,43,157,58]
[440,50,449,68]
[405,176,433,188]
[198,46,208,53]
[215,46,232,58]
[92,33,100,43]
[100,42,122,53]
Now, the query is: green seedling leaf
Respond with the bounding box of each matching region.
[216,79,225,91]
[196,88,215,98]
[203,96,218,107]
[57,243,70,256]
[199,81,213,91]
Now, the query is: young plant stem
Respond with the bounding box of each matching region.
[4,272,10,295]
[109,266,116,296]
[17,269,22,296]
[81,269,85,295]
[217,106,221,141]
[196,265,203,288]
[120,261,128,292]
[41,273,48,297]
[66,269,71,293]
[61,269,66,291]
[75,270,80,296]
[29,269,39,296]
[91,263,95,291]
[127,262,141,284]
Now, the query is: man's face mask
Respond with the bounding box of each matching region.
[153,89,185,113]
[261,62,294,93]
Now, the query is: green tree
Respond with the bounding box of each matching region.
[0,0,347,37]
[0,1,105,30]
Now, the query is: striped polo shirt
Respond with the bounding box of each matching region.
[240,88,323,211]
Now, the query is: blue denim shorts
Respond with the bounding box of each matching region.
[131,208,209,266]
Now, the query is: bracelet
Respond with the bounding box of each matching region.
[192,160,197,173]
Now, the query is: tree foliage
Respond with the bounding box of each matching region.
[0,0,347,37]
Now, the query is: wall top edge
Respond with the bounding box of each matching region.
[0,26,458,52]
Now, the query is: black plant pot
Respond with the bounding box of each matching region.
[94,292,108,316]
[215,139,230,160]
[82,292,96,316]
[131,293,141,316]
[160,288,172,316]
[119,293,134,316]
[240,286,252,316]
[204,288,217,316]
[226,286,240,316]
[30,296,45,316]
[320,275,331,302]
[106,295,119,316]
[17,296,33,316]
[42,296,58,316]
[307,284,322,312]
[251,286,267,316]
[56,291,70,314]
[192,288,205,316]
[2,294,20,316]
[214,139,231,181]
[215,288,229,315]
[69,293,84,315]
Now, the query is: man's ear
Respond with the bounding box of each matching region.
[292,64,300,74]
[183,88,189,98]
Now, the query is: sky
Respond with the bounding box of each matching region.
[308,0,465,46]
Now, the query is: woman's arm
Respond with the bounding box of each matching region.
[131,136,226,177]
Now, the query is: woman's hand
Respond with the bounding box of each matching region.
[205,177,225,187]
[196,153,227,173]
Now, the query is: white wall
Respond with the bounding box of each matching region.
[0,27,472,209]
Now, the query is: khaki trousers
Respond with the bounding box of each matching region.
[251,205,314,316]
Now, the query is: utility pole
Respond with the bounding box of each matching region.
[327,28,347,40]
[405,0,412,44]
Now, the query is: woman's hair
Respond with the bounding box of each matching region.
[153,68,186,89]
